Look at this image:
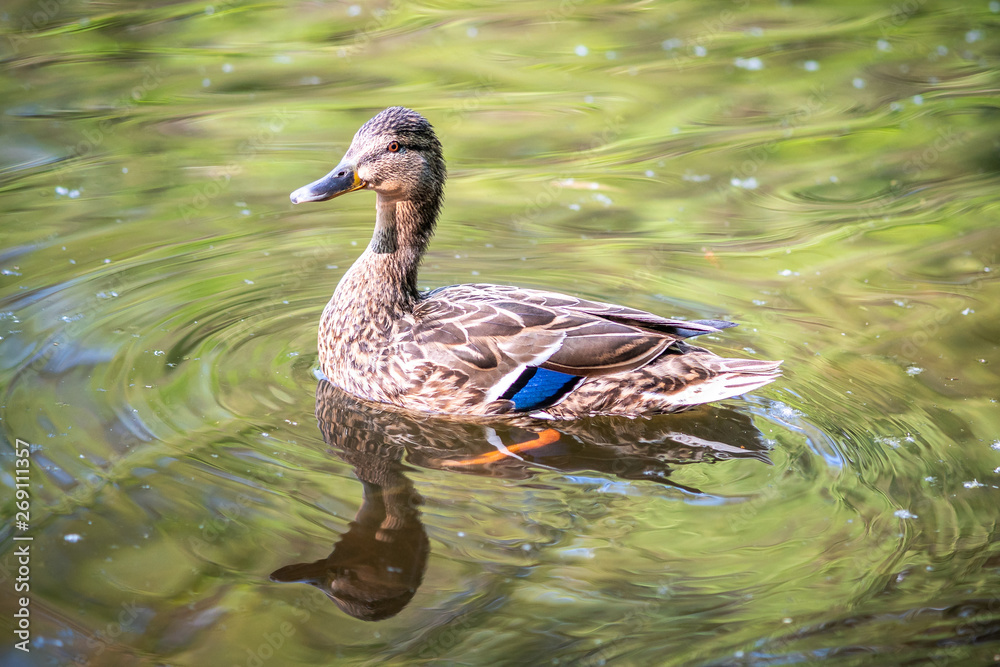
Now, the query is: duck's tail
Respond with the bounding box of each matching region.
[540,352,782,418]
[662,356,783,409]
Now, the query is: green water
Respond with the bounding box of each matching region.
[2,0,1000,664]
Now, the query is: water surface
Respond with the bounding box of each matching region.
[2,1,1000,665]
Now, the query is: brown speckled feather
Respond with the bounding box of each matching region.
[292,107,781,418]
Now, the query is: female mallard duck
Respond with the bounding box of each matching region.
[291,107,780,419]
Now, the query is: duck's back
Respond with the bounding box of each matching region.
[369,284,780,417]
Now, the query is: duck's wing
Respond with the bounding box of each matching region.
[404,284,729,411]
[497,285,734,339]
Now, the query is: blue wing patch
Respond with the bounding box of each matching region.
[500,367,582,412]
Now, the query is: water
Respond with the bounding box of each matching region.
[2,0,999,665]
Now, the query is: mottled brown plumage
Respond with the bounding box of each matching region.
[290,107,781,418]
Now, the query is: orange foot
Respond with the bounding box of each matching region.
[439,428,561,468]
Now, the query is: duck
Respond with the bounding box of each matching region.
[290,106,780,419]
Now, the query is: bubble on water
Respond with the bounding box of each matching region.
[770,402,802,421]
[731,176,758,189]
[966,29,982,43]
[803,60,820,71]
[662,38,683,50]
[222,63,233,73]
[894,509,918,519]
[347,4,361,16]
[852,77,866,89]
[906,366,923,375]
[735,56,763,70]
[693,45,707,57]
[913,94,924,105]
[64,534,82,543]
[877,39,891,52]
[575,45,589,57]
[963,479,985,488]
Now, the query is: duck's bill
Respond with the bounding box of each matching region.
[290,162,366,204]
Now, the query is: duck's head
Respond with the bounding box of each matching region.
[290,106,446,206]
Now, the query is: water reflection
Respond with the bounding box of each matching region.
[272,380,774,620]
[270,381,430,622]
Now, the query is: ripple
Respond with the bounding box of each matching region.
[3,0,999,662]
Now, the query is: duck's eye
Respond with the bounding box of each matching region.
[388,141,401,153]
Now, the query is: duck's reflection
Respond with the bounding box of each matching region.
[270,382,429,621]
[271,379,772,620]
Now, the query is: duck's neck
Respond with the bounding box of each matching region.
[333,194,438,316]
